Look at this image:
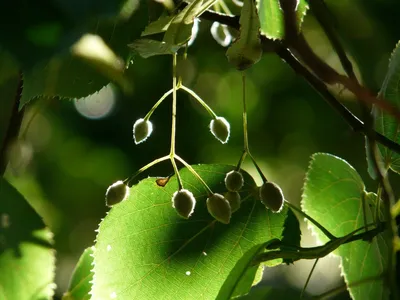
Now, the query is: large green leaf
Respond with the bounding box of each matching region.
[301,153,390,300]
[128,39,180,58]
[0,0,138,67]
[256,0,308,40]
[91,164,289,299]
[374,41,400,174]
[226,0,262,70]
[20,15,136,109]
[0,177,55,299]
[62,247,94,300]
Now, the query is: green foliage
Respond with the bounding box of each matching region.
[91,164,289,299]
[216,239,277,300]
[19,14,137,109]
[374,41,400,173]
[256,0,308,39]
[0,177,55,299]
[62,247,94,300]
[0,0,138,67]
[302,153,390,300]
[129,39,180,58]
[280,208,301,264]
[0,75,19,149]
[226,0,262,70]
[163,0,217,47]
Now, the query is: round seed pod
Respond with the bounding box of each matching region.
[209,116,230,144]
[206,193,231,224]
[224,191,241,213]
[172,189,196,219]
[133,118,153,144]
[224,170,244,192]
[259,182,284,213]
[105,180,129,207]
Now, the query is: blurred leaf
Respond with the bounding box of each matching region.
[0,0,138,67]
[20,16,137,109]
[302,153,390,300]
[280,207,301,264]
[163,0,217,46]
[0,177,55,299]
[141,15,174,37]
[128,39,180,58]
[374,41,400,174]
[71,34,131,93]
[62,247,94,300]
[0,75,19,152]
[256,0,308,39]
[0,48,19,85]
[91,164,289,299]
[234,286,303,299]
[226,0,262,70]
[216,239,277,300]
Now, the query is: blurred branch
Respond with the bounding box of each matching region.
[0,73,24,176]
[194,6,400,155]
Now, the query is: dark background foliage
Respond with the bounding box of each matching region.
[5,0,400,298]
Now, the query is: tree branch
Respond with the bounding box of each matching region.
[194,7,400,155]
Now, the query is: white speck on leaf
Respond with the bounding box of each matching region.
[185,271,191,276]
[110,291,117,298]
[202,252,207,256]
[107,245,112,252]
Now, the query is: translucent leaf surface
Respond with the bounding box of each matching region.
[91,164,289,299]
[302,153,390,300]
[226,0,262,70]
[62,247,94,300]
[128,39,180,58]
[141,16,175,37]
[374,41,400,174]
[256,0,308,39]
[0,177,55,299]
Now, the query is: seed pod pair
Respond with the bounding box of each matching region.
[105,181,129,207]
[172,189,196,219]
[209,116,230,144]
[207,193,232,224]
[259,182,284,213]
[133,118,153,144]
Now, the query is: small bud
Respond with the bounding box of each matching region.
[172,189,196,219]
[206,193,231,224]
[209,116,230,144]
[259,182,284,213]
[224,170,244,192]
[105,180,129,207]
[133,118,153,144]
[224,191,241,213]
[210,22,232,47]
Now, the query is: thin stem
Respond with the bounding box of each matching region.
[248,153,267,183]
[175,155,213,195]
[169,53,184,190]
[242,73,249,152]
[285,201,336,240]
[301,258,319,299]
[180,85,218,119]
[170,157,183,190]
[235,150,247,171]
[125,155,170,186]
[392,199,400,217]
[144,88,174,121]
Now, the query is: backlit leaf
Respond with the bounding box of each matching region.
[91,164,289,299]
[302,153,390,300]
